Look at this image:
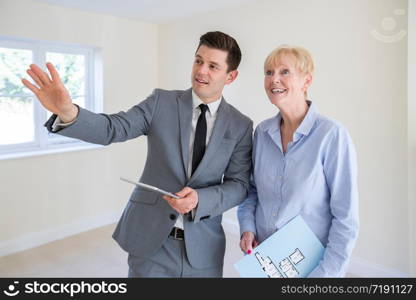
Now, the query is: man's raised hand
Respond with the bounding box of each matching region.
[22,62,78,123]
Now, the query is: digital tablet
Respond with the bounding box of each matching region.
[120,177,180,199]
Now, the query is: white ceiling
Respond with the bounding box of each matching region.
[32,0,259,23]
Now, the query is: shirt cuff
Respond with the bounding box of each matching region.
[239,222,257,238]
[51,115,77,132]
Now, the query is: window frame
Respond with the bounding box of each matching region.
[0,35,103,160]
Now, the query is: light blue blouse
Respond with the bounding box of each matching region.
[237,101,359,277]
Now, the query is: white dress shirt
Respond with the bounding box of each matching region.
[52,90,222,230]
[174,90,221,229]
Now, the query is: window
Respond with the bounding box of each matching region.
[0,36,103,160]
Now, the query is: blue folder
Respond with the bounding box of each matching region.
[234,215,325,278]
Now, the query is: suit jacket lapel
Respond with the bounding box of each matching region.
[189,97,230,184]
[177,89,193,178]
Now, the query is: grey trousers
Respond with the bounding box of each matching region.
[127,236,223,278]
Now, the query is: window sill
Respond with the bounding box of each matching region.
[0,142,104,161]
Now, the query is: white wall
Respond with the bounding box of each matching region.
[159,0,411,276]
[0,0,158,254]
[408,0,416,276]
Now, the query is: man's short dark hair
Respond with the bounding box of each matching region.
[197,31,242,72]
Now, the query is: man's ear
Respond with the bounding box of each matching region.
[226,70,238,85]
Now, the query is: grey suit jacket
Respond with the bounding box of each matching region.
[45,88,253,269]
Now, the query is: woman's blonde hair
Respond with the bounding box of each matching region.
[264,45,314,76]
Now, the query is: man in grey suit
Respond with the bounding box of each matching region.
[22,31,252,277]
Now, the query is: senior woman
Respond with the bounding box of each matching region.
[237,46,359,277]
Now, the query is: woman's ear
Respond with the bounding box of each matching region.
[303,73,313,92]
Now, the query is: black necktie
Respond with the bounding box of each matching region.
[192,104,208,175]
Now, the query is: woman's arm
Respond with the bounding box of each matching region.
[308,126,359,277]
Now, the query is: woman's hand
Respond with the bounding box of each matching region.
[240,231,258,254]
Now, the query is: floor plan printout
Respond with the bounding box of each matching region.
[234,215,325,278]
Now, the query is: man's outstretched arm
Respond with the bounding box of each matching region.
[22,63,158,145]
